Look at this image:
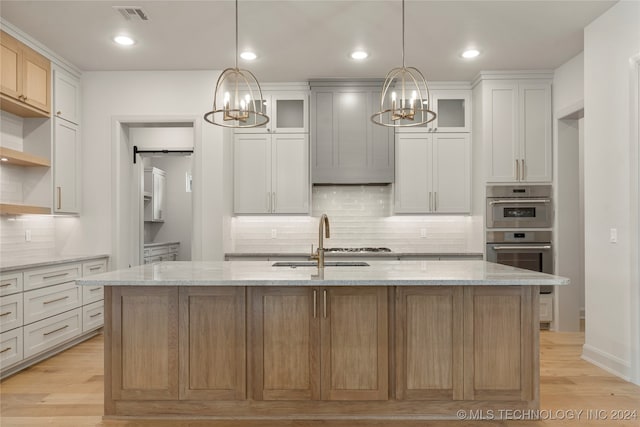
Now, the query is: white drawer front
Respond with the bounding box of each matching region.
[169,244,179,253]
[540,294,553,322]
[82,259,108,277]
[23,309,81,358]
[82,285,104,305]
[0,293,23,333]
[149,246,169,257]
[0,328,23,369]
[24,283,81,325]
[0,272,23,296]
[143,248,151,257]
[24,264,81,291]
[82,301,104,332]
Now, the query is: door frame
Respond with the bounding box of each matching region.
[629,53,640,386]
[111,115,201,269]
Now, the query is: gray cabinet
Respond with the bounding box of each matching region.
[311,82,394,183]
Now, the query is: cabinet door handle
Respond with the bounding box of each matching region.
[43,272,68,280]
[0,311,12,317]
[43,325,69,336]
[323,289,327,318]
[90,287,102,292]
[57,111,62,116]
[0,347,11,354]
[313,289,317,318]
[43,295,69,305]
[429,192,432,211]
[57,187,62,210]
[521,159,525,181]
[515,159,519,181]
[89,312,102,318]
[89,266,102,271]
[0,283,13,288]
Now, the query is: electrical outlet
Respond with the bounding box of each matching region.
[420,228,427,238]
[610,228,617,243]
[25,229,31,242]
[271,229,277,239]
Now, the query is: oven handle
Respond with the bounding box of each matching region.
[489,199,551,205]
[492,245,552,250]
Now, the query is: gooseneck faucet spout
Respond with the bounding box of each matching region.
[311,214,331,268]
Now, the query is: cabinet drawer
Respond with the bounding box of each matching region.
[0,293,23,333]
[24,282,81,325]
[148,246,169,257]
[82,259,107,276]
[540,294,553,322]
[145,255,162,264]
[24,263,81,291]
[143,248,151,257]
[0,272,23,296]
[82,285,104,305]
[0,328,23,369]
[23,308,81,358]
[82,301,104,332]
[169,244,179,253]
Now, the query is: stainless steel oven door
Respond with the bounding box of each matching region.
[486,243,553,275]
[486,198,552,228]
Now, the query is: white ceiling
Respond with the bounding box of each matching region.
[1,0,616,82]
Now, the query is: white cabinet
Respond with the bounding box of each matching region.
[398,89,471,133]
[143,242,180,264]
[235,91,308,134]
[53,119,80,213]
[0,328,23,370]
[234,133,309,214]
[53,68,80,125]
[144,167,166,222]
[483,80,552,183]
[395,132,470,214]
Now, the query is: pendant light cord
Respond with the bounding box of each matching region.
[235,0,239,69]
[401,0,405,68]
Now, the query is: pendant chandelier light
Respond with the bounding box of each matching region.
[204,0,269,128]
[371,0,436,127]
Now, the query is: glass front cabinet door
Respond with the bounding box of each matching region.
[430,90,471,132]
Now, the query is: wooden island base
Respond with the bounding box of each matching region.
[104,285,539,422]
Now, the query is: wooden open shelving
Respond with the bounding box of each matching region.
[0,203,51,215]
[0,146,50,167]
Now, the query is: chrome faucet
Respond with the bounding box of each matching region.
[310,214,330,268]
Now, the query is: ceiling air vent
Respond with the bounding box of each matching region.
[113,6,150,21]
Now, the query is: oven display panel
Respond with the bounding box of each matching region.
[503,207,536,218]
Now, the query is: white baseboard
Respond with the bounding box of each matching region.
[582,343,631,382]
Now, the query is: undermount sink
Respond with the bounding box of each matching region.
[272,261,370,268]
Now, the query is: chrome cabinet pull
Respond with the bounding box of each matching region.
[0,311,12,317]
[89,266,102,271]
[313,290,317,319]
[43,273,68,280]
[489,199,551,205]
[515,159,519,181]
[57,187,62,210]
[89,312,102,318]
[0,347,11,354]
[323,289,327,318]
[521,159,525,181]
[492,245,552,250]
[43,325,69,336]
[43,295,69,305]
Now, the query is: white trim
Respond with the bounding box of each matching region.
[111,115,202,269]
[556,100,585,120]
[0,18,82,78]
[582,344,632,382]
[472,70,555,87]
[629,53,640,386]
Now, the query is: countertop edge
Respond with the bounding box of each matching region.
[225,252,485,258]
[1,254,110,272]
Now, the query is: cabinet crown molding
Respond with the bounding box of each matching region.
[472,70,554,88]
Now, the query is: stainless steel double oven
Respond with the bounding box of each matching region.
[486,185,553,285]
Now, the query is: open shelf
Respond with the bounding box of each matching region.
[0,203,51,215]
[0,146,50,167]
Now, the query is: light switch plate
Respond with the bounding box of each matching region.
[271,229,277,239]
[609,228,617,243]
[420,228,427,238]
[25,229,31,242]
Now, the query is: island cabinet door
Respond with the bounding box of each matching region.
[395,287,464,400]
[463,286,537,401]
[250,287,320,400]
[111,287,179,400]
[178,287,246,400]
[320,287,388,401]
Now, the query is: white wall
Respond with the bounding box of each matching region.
[583,0,640,382]
[553,52,584,116]
[61,71,225,266]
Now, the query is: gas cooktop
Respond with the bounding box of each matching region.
[324,247,392,253]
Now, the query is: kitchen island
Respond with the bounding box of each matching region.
[78,260,568,423]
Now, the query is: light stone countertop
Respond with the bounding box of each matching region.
[224,252,484,259]
[77,260,568,287]
[144,241,180,248]
[1,254,110,272]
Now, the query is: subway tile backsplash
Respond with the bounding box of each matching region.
[231,185,484,253]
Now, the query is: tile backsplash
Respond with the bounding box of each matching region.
[230,185,484,253]
[0,215,56,259]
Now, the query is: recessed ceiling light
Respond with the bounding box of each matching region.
[350,51,369,60]
[461,49,480,59]
[240,51,257,60]
[113,35,135,46]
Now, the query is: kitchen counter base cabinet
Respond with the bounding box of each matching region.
[104,284,539,421]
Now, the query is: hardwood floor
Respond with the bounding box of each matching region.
[1,331,638,426]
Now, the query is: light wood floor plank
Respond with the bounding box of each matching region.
[0,332,638,426]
